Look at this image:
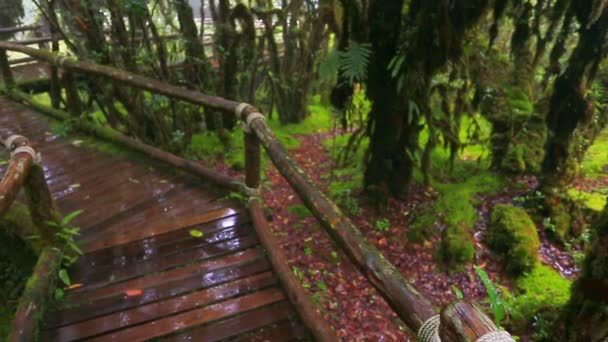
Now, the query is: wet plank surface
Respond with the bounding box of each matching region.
[0,97,309,341]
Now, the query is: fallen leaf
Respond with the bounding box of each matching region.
[189,229,204,238]
[66,283,84,290]
[125,289,143,297]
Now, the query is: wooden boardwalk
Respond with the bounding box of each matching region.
[0,97,310,341]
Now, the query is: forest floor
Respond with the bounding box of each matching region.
[204,99,608,340]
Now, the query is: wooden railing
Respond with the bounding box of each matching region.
[0,41,515,342]
[0,134,64,342]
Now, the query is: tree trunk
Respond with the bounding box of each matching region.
[542,4,608,187]
[561,204,608,341]
[363,0,409,199]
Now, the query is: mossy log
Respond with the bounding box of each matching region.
[440,300,511,342]
[0,25,41,35]
[23,164,63,244]
[8,246,62,342]
[0,41,239,113]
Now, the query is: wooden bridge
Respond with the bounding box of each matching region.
[0,29,514,342]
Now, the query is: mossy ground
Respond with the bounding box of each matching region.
[569,127,608,212]
[504,264,572,335]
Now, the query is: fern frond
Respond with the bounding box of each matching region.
[338,41,372,85]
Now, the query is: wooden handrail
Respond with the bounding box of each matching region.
[0,42,513,341]
[0,135,35,217]
[0,25,42,35]
[0,134,64,341]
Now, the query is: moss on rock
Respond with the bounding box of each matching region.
[439,223,475,267]
[488,204,540,275]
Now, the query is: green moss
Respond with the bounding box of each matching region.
[567,188,607,212]
[581,126,608,178]
[187,96,334,170]
[505,264,572,330]
[0,230,37,338]
[502,116,547,174]
[407,209,435,243]
[440,223,476,266]
[488,204,540,275]
[288,204,313,219]
[433,172,504,267]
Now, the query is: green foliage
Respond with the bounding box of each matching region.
[435,172,503,267]
[474,266,505,327]
[504,264,572,331]
[47,210,84,266]
[488,205,540,275]
[374,218,390,232]
[407,208,435,243]
[0,230,36,337]
[338,41,372,85]
[288,204,312,219]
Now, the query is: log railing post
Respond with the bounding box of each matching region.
[23,163,63,244]
[8,247,62,342]
[63,70,81,116]
[439,300,515,342]
[244,125,261,191]
[0,48,15,88]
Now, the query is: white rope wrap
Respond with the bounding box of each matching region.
[417,315,441,342]
[241,112,265,133]
[235,102,250,118]
[11,146,42,164]
[475,331,515,342]
[4,135,26,150]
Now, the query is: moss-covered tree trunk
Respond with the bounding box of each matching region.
[561,204,608,341]
[542,3,608,186]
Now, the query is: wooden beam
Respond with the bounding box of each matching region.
[0,25,42,35]
[249,200,339,342]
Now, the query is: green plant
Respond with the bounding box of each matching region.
[474,265,505,327]
[47,210,84,300]
[374,218,390,232]
[452,285,464,299]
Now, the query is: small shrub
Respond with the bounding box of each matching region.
[488,204,540,275]
[439,223,475,267]
[374,218,390,232]
[288,205,312,219]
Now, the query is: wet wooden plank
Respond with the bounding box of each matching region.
[47,252,269,327]
[73,234,259,287]
[83,207,242,252]
[71,212,250,273]
[76,190,232,244]
[86,287,286,341]
[71,223,253,283]
[43,272,278,341]
[163,301,297,342]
